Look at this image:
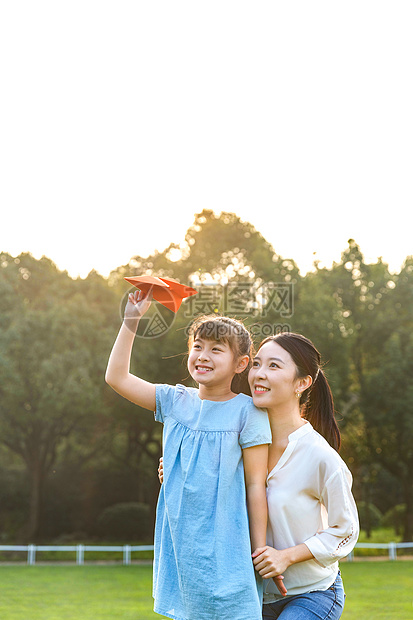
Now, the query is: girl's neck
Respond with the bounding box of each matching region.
[267,402,306,440]
[198,384,237,402]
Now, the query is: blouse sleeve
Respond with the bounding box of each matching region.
[239,402,272,449]
[304,467,359,567]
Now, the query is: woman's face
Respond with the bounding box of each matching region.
[248,340,301,409]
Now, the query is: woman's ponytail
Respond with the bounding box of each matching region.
[231,364,252,396]
[303,369,340,452]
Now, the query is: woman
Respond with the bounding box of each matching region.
[250,333,359,619]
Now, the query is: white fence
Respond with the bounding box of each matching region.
[346,541,413,561]
[0,542,412,565]
[0,544,154,566]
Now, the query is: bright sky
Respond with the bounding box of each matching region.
[1,1,412,279]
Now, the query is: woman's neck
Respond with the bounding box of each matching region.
[267,402,306,441]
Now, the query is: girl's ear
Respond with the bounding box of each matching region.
[235,355,250,374]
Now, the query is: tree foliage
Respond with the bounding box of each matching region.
[0,212,412,541]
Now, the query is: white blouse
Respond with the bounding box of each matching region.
[264,422,359,602]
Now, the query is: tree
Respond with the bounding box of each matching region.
[285,265,353,410]
[362,333,413,540]
[108,210,300,337]
[0,254,116,540]
[359,255,413,541]
[1,226,411,542]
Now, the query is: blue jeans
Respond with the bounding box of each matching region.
[262,572,345,620]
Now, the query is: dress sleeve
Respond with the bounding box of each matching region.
[239,402,272,449]
[154,384,181,423]
[304,467,359,567]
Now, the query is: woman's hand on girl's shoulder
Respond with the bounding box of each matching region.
[158,457,163,484]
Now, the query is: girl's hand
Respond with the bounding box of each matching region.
[124,289,152,320]
[252,546,288,596]
[252,546,289,593]
[158,457,164,484]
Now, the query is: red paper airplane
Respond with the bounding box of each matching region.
[124,275,198,313]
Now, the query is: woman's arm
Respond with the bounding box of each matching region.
[302,467,359,567]
[105,290,156,410]
[253,467,359,577]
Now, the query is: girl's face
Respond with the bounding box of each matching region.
[188,337,247,390]
[248,340,308,409]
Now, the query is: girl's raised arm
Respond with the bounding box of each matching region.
[105,289,156,411]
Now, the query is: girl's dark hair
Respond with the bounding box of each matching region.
[188,315,253,396]
[258,332,341,451]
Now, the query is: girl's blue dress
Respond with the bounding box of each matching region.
[153,384,272,620]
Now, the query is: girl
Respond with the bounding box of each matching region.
[105,289,279,620]
[249,333,359,620]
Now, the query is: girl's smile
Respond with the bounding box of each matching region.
[194,364,213,374]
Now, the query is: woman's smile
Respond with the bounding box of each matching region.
[253,384,271,394]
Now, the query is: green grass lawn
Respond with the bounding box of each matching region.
[0,562,411,619]
[339,561,413,619]
[0,566,158,620]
